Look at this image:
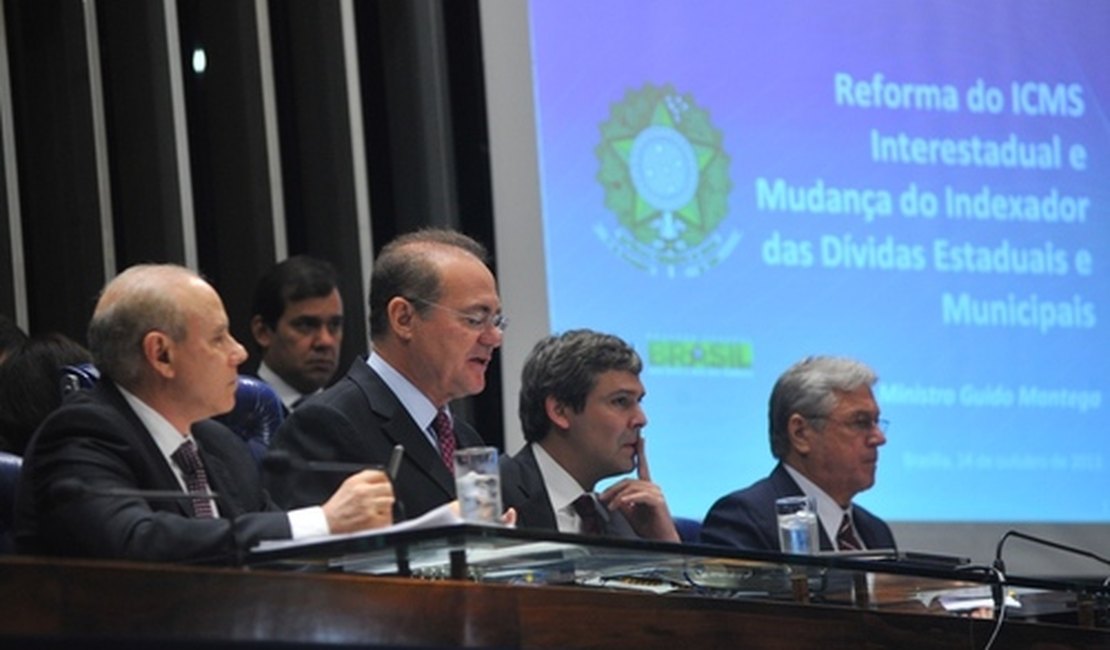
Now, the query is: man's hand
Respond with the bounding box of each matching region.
[598,437,680,542]
[321,469,395,534]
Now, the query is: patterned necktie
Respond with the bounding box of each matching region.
[171,439,216,519]
[432,409,456,473]
[837,512,862,551]
[572,493,604,535]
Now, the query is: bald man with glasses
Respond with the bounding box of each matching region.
[265,229,506,520]
[700,355,896,553]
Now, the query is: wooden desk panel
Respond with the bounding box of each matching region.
[1,556,1107,649]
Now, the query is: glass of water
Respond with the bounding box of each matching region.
[776,495,819,554]
[453,446,502,524]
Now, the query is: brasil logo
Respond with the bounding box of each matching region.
[595,83,738,277]
[647,337,754,376]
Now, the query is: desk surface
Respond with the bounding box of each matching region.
[3,553,1109,649]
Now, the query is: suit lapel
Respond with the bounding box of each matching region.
[194,434,238,518]
[101,382,192,517]
[511,446,559,530]
[383,414,456,495]
[604,509,639,539]
[769,463,834,550]
[853,508,891,549]
[351,362,458,498]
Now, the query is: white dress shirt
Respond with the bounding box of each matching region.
[367,351,451,450]
[118,386,329,538]
[258,362,316,411]
[533,443,596,534]
[782,463,863,549]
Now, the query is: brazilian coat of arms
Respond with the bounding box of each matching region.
[595,83,737,277]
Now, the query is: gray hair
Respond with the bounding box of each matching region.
[768,355,877,458]
[87,264,195,389]
[368,229,490,340]
[519,329,642,443]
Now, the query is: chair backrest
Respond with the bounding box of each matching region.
[673,516,703,544]
[0,450,22,554]
[59,361,100,396]
[212,375,285,464]
[59,364,284,465]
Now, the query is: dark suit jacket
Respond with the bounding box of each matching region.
[264,358,485,519]
[15,381,290,562]
[699,463,895,552]
[500,443,637,538]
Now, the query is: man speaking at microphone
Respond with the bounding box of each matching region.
[264,229,503,520]
[16,264,395,562]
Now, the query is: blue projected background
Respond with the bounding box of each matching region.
[524,1,1108,526]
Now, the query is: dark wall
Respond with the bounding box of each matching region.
[0,0,503,447]
[5,0,108,341]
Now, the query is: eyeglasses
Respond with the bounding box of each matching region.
[806,415,889,435]
[409,297,509,333]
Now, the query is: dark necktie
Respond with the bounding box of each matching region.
[171,439,216,519]
[432,409,456,473]
[572,493,604,535]
[837,512,862,551]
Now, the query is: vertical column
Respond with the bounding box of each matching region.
[0,0,27,326]
[176,0,279,351]
[3,0,108,339]
[266,0,370,375]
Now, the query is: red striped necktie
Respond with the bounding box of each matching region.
[432,409,456,474]
[837,512,862,551]
[171,439,216,518]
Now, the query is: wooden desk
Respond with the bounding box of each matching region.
[2,556,1108,649]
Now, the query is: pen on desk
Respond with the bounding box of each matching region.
[387,444,404,482]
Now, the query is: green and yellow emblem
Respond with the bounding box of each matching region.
[596,83,737,277]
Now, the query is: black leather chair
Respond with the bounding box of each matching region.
[60,364,284,465]
[0,450,21,554]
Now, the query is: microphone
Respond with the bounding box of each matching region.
[50,479,242,567]
[51,478,219,503]
[995,529,1110,572]
[993,529,1110,614]
[261,449,384,476]
[262,448,408,522]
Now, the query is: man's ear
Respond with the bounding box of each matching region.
[142,330,175,379]
[787,413,812,455]
[544,395,571,431]
[250,315,273,348]
[386,296,417,341]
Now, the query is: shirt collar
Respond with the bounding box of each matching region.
[257,362,313,410]
[782,463,853,544]
[118,384,191,452]
[532,442,599,534]
[117,384,193,491]
[367,351,442,432]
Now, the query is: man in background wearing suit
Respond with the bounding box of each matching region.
[249,255,344,412]
[265,229,504,519]
[700,355,896,552]
[500,329,679,541]
[16,264,394,562]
